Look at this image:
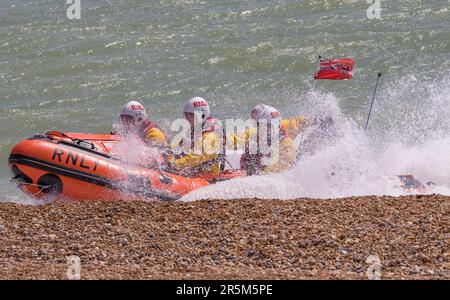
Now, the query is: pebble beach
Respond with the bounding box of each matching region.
[0,195,448,280]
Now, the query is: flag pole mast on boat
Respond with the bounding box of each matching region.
[312,55,321,90]
[364,72,382,131]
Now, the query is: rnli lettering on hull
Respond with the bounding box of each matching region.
[52,148,99,171]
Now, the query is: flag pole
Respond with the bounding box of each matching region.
[364,72,382,131]
[312,55,321,90]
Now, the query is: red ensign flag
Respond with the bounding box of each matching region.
[314,58,355,80]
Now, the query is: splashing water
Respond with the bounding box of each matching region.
[108,126,166,198]
[181,76,450,201]
[110,129,161,168]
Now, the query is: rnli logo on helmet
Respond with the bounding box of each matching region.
[193,101,207,108]
[131,104,144,111]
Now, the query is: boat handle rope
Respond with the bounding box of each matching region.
[12,181,52,197]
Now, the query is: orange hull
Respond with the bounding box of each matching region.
[8,131,244,201]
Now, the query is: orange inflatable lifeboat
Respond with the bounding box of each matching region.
[8,131,244,201]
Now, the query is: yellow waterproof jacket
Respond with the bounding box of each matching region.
[281,116,309,139]
[259,136,296,174]
[169,123,222,177]
[231,117,304,175]
[237,132,296,175]
[138,119,168,147]
[143,127,168,147]
[232,116,308,147]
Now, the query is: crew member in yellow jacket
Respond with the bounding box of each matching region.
[118,100,168,147]
[236,104,301,175]
[167,97,223,177]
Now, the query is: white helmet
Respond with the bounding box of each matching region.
[120,101,147,125]
[251,104,282,122]
[183,97,211,121]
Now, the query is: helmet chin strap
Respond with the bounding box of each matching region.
[201,114,207,123]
